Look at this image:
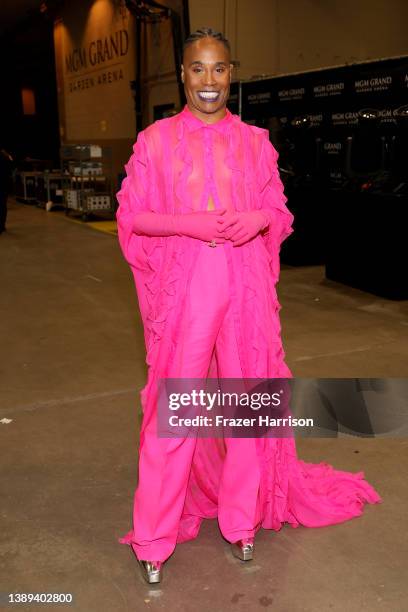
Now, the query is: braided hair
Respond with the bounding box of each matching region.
[183,27,231,56]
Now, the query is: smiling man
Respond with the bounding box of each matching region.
[116,27,381,584]
[181,34,232,123]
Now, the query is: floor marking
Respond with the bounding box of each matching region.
[294,341,394,362]
[85,274,102,282]
[0,388,138,416]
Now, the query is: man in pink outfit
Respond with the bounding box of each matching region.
[116,28,381,584]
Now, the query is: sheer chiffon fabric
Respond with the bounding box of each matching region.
[116,105,381,550]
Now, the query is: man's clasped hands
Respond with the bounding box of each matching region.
[172,207,269,247]
[132,207,270,246]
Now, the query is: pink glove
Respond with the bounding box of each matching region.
[133,208,228,244]
[218,210,270,246]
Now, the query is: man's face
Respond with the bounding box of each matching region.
[181,38,233,120]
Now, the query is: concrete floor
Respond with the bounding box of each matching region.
[1,200,407,612]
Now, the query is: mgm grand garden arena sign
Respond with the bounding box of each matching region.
[64,29,129,93]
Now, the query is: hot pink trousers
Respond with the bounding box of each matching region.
[129,242,262,561]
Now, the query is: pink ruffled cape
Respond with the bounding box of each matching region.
[116,105,381,544]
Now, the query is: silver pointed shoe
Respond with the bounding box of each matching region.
[138,560,163,584]
[230,538,254,561]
